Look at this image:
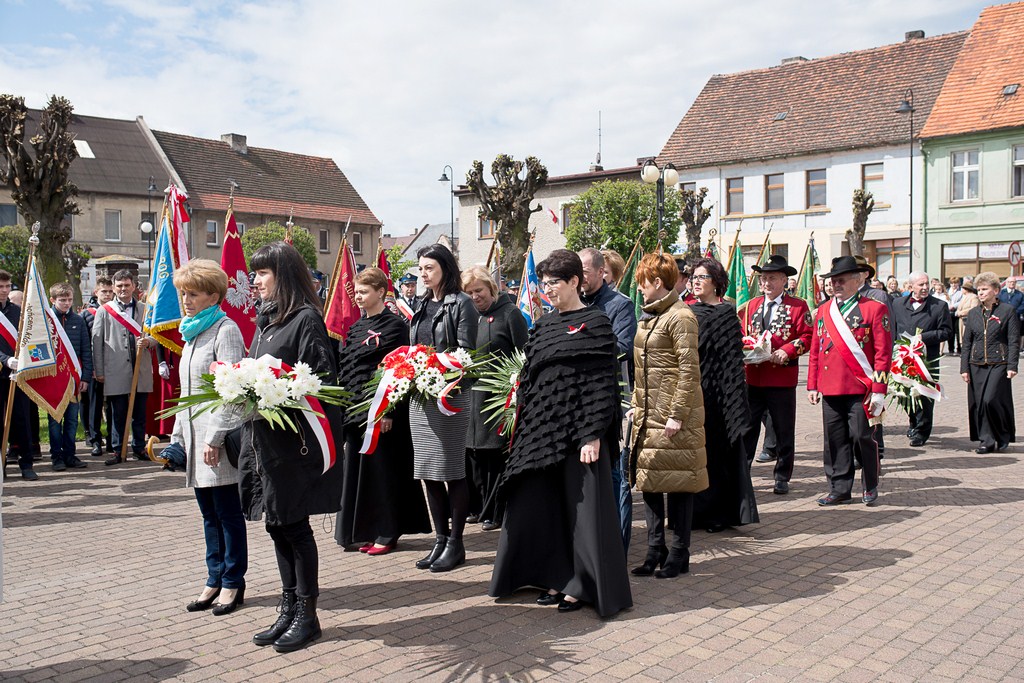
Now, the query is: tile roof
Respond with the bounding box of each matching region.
[22,110,169,196]
[659,31,967,169]
[152,130,380,225]
[920,3,1024,139]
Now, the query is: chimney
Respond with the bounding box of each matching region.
[589,163,604,172]
[221,133,248,154]
[905,30,925,41]
[781,56,809,66]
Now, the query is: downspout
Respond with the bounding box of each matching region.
[921,144,929,276]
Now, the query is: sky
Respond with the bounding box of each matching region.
[0,0,994,236]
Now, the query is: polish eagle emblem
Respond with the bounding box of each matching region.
[225,269,255,312]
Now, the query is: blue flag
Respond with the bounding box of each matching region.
[145,212,185,352]
[517,249,547,329]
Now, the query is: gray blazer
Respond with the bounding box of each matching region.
[172,317,247,488]
[90,300,154,396]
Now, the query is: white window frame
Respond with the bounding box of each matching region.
[104,209,121,242]
[319,228,330,253]
[236,221,246,236]
[1012,144,1024,198]
[559,202,572,235]
[951,149,980,202]
[206,220,219,247]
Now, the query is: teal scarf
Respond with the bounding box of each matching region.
[180,305,227,342]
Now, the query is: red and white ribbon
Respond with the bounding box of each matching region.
[567,323,586,335]
[0,313,17,351]
[362,330,381,347]
[103,301,143,338]
[891,335,942,401]
[359,368,396,455]
[262,355,337,474]
[434,351,465,416]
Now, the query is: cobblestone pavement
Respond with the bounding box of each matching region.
[2,357,1024,682]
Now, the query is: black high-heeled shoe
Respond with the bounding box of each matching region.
[655,548,690,579]
[186,587,221,612]
[211,584,245,616]
[631,545,668,576]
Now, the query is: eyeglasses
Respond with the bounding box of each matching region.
[540,278,565,290]
[691,274,712,282]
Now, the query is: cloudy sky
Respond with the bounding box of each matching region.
[0,0,991,235]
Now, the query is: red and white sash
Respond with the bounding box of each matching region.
[47,308,82,381]
[102,302,142,338]
[0,313,17,351]
[823,299,873,392]
[395,298,415,320]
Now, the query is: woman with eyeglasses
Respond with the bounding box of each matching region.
[489,249,632,617]
[688,258,758,533]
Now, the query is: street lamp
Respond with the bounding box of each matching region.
[438,165,455,252]
[896,88,915,273]
[140,176,158,287]
[640,159,679,236]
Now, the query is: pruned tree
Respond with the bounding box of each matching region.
[0,94,81,286]
[847,188,874,256]
[681,186,713,260]
[63,241,92,305]
[465,154,548,276]
[565,179,681,257]
[386,243,415,281]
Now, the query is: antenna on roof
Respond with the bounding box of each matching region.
[590,111,604,172]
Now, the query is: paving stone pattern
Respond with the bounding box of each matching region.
[2,357,1023,682]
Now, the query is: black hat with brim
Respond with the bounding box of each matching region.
[852,255,876,280]
[820,255,873,279]
[751,254,797,277]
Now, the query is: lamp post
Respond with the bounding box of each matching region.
[140,176,158,287]
[896,88,915,273]
[438,165,455,252]
[640,159,679,236]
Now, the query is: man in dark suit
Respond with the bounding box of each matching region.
[891,271,952,447]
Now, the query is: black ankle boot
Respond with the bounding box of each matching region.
[655,548,689,579]
[631,545,669,576]
[253,590,296,646]
[429,537,465,572]
[273,596,321,653]
[416,535,448,569]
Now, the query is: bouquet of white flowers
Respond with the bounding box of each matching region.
[159,354,350,432]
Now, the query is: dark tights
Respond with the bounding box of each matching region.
[266,517,319,598]
[424,478,469,540]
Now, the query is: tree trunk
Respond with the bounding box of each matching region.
[36,225,68,287]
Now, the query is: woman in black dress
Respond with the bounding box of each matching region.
[960,271,1019,453]
[408,244,478,572]
[335,267,431,554]
[489,249,632,617]
[462,266,528,531]
[688,258,758,533]
[238,242,345,653]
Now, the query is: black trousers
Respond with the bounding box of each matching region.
[87,379,112,449]
[822,395,879,496]
[761,413,777,457]
[642,491,693,550]
[907,397,935,443]
[745,386,796,482]
[1,386,32,471]
[266,517,319,598]
[108,392,149,454]
[950,319,961,353]
[467,447,506,523]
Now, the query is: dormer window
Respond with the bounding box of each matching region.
[1003,84,1019,96]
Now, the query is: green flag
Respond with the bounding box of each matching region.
[619,243,644,319]
[725,242,750,309]
[795,238,822,310]
[749,239,772,298]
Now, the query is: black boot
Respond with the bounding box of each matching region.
[655,548,689,579]
[429,537,465,572]
[631,545,668,576]
[273,596,321,653]
[253,590,296,646]
[415,535,448,570]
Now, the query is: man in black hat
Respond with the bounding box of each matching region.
[807,256,892,506]
[891,271,952,447]
[738,255,813,494]
[396,272,420,319]
[852,255,892,457]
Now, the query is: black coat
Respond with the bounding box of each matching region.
[891,295,953,360]
[409,291,477,352]
[961,302,1020,372]
[238,304,345,526]
[54,309,93,384]
[468,295,528,450]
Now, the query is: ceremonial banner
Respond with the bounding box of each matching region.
[324,238,359,341]
[796,237,822,311]
[376,244,399,316]
[724,240,751,309]
[220,209,257,349]
[618,240,644,319]
[15,257,81,420]
[145,211,185,353]
[167,183,191,266]
[517,250,545,329]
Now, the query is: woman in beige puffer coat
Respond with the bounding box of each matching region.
[629,253,708,578]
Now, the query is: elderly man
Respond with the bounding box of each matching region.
[999,276,1024,336]
[579,247,637,551]
[92,270,155,466]
[808,256,892,506]
[891,272,952,447]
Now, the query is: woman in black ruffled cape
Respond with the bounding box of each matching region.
[689,258,759,532]
[334,271,431,553]
[489,249,632,618]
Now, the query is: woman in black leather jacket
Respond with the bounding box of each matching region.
[407,244,478,572]
[960,272,1020,453]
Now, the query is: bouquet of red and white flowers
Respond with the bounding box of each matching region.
[887,332,942,413]
[742,330,773,365]
[159,355,350,432]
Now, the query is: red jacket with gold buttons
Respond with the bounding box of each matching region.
[807,296,892,396]
[737,294,813,387]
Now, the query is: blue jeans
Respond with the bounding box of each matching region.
[194,485,248,589]
[47,401,81,463]
[610,444,633,554]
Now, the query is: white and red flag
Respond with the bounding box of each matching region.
[220,209,256,349]
[324,238,360,341]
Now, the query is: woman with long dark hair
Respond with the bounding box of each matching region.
[408,244,478,572]
[238,242,344,653]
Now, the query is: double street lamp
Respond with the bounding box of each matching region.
[641,159,679,235]
[896,88,915,272]
[438,165,455,252]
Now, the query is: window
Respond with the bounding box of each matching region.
[559,204,571,235]
[765,174,784,212]
[351,231,362,254]
[236,222,246,236]
[104,210,121,241]
[864,238,909,281]
[941,242,1013,282]
[862,163,884,199]
[205,220,218,247]
[726,177,744,215]
[951,150,979,201]
[478,215,496,239]
[1013,145,1024,198]
[141,211,156,243]
[806,169,827,207]
[0,204,18,226]
[681,182,697,195]
[319,228,330,253]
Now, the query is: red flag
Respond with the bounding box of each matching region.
[548,208,558,224]
[376,246,399,315]
[324,238,360,341]
[220,210,257,349]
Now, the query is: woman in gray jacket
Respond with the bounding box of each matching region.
[172,260,248,616]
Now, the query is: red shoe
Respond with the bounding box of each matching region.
[366,543,396,556]
[358,543,374,553]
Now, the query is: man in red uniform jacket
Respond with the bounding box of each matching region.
[738,255,812,495]
[808,256,892,506]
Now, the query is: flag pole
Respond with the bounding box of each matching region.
[726,221,743,272]
[1,222,40,470]
[747,225,773,289]
[617,232,645,290]
[516,227,537,314]
[484,237,497,269]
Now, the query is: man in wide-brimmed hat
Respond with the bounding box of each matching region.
[807,256,892,506]
[738,255,812,495]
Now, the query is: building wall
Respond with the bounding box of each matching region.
[922,128,1024,281]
